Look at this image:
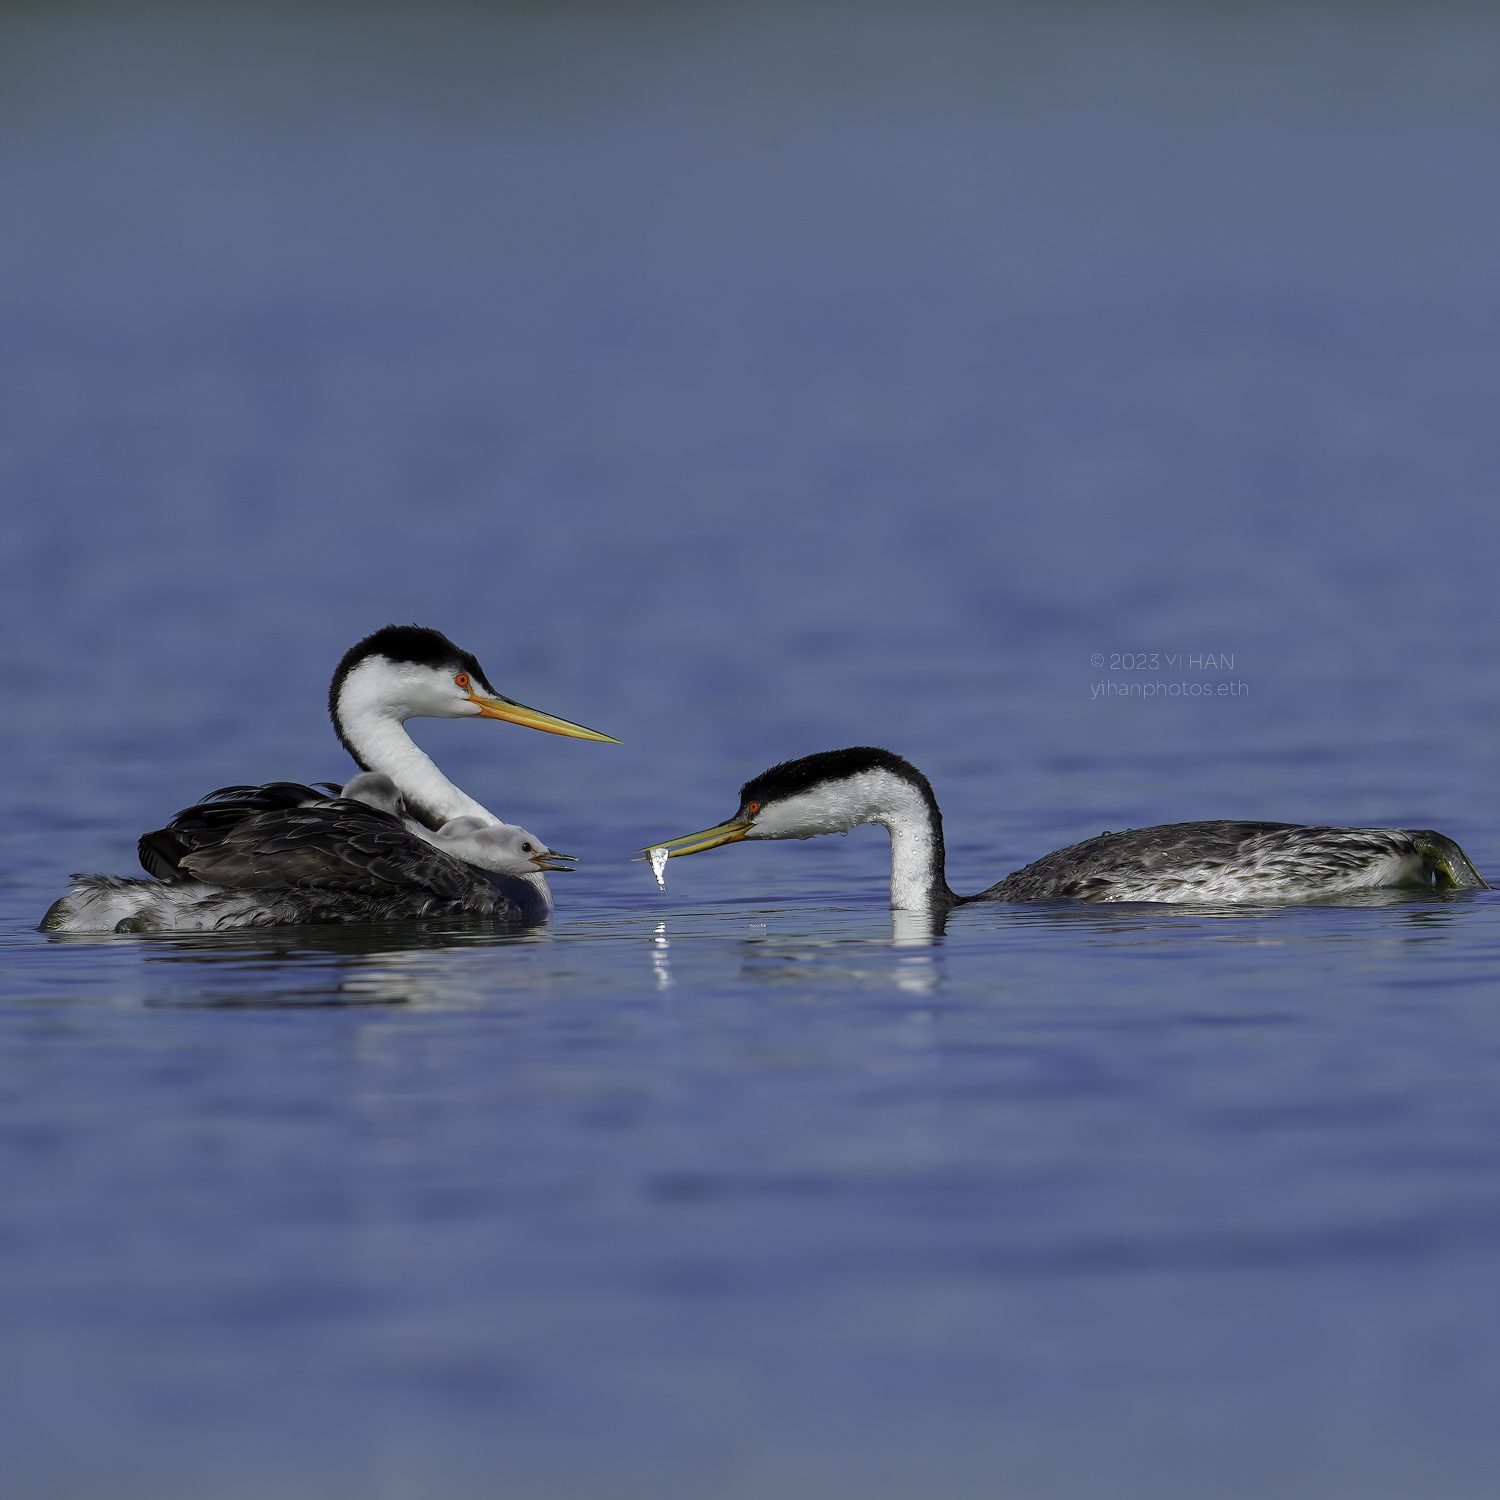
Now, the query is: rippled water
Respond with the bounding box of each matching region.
[4,3,1500,1496]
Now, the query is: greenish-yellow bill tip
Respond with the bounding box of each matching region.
[634,820,755,859]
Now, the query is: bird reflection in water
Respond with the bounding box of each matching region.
[726,907,947,997]
[336,933,550,1008]
[892,907,944,994]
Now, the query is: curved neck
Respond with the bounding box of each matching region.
[336,700,496,832]
[875,792,957,912]
[759,765,956,911]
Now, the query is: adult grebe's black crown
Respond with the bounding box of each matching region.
[739,746,938,811]
[329,625,494,723]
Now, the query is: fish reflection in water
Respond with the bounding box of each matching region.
[651,922,674,990]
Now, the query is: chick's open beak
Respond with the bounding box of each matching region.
[470,691,620,743]
[634,818,756,860]
[531,850,577,872]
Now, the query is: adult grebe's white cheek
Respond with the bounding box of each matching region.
[404,667,481,719]
[744,803,803,840]
[340,658,474,721]
[752,787,868,840]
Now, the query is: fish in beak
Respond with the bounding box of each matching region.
[634,816,756,861]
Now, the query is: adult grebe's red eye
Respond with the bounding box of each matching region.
[455,673,470,690]
[747,802,759,814]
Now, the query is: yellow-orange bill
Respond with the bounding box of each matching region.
[472,693,620,743]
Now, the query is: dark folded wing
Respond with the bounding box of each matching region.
[171,781,340,830]
[981,820,1302,900]
[980,820,1490,900]
[173,802,487,901]
[139,781,343,878]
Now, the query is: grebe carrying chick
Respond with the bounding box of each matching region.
[42,625,617,932]
[643,747,1488,907]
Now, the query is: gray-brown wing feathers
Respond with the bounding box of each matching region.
[174,802,489,903]
[975,821,1489,902]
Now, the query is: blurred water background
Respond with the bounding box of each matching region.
[3,2,1500,1496]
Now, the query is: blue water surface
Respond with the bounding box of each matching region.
[3,3,1500,1496]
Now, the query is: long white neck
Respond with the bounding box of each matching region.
[754,767,954,911]
[334,659,498,831]
[342,712,496,829]
[340,710,553,907]
[880,801,946,911]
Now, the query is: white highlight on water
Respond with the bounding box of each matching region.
[649,846,670,892]
[652,920,674,989]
